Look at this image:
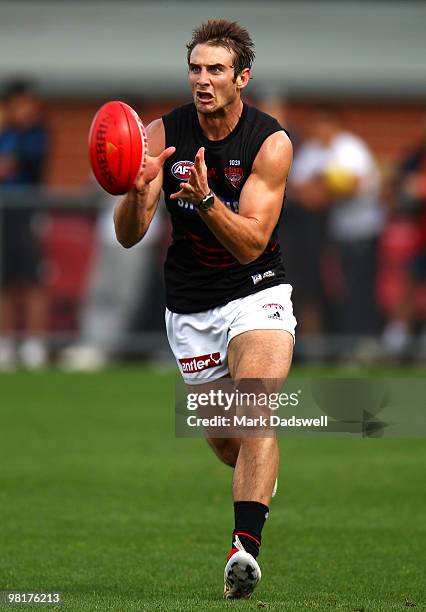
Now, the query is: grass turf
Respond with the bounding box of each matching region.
[0,366,425,611]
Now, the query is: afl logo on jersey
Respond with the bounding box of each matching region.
[171,160,194,181]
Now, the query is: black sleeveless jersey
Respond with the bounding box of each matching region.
[162,102,288,313]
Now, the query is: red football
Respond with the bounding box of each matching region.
[88,100,147,195]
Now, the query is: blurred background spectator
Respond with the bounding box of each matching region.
[58,192,165,371]
[0,0,424,367]
[380,116,426,359]
[289,106,385,358]
[0,79,49,370]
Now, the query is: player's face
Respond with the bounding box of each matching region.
[188,44,247,115]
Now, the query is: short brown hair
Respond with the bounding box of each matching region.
[187,19,255,77]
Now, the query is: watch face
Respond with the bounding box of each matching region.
[199,193,214,210]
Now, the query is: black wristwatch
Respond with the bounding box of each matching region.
[196,190,215,211]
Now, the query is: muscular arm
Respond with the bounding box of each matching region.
[114,119,175,248]
[171,131,292,264]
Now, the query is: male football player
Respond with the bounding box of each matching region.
[114,19,296,599]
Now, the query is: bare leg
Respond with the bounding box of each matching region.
[15,285,50,369]
[232,437,279,506]
[206,437,241,467]
[228,330,293,506]
[25,285,48,334]
[0,290,15,334]
[187,377,241,468]
[0,290,17,367]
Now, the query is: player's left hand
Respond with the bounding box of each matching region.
[170,147,210,204]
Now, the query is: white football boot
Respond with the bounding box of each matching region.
[223,535,261,599]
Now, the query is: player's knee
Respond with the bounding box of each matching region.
[207,437,240,467]
[240,436,278,452]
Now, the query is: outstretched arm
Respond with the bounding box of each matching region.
[114,119,175,248]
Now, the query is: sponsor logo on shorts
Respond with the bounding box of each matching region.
[171,160,194,181]
[262,302,284,320]
[179,352,222,373]
[262,303,284,311]
[267,311,282,320]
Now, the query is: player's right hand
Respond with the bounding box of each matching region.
[134,147,175,192]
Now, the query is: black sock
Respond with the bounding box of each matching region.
[232,501,269,559]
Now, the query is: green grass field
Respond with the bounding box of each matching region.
[0,366,425,611]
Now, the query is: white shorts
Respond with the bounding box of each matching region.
[165,284,297,385]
